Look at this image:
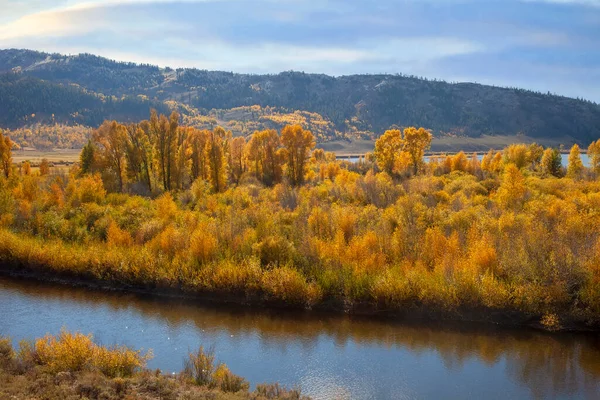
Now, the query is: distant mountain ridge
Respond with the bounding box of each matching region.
[1,48,599,147]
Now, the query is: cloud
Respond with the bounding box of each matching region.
[0,0,598,101]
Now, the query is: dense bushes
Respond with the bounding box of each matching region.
[1,138,600,328]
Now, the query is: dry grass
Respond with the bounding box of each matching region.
[0,333,309,400]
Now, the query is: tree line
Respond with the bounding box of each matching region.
[77,111,316,194]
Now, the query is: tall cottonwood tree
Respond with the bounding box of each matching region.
[229,136,246,185]
[588,139,600,175]
[403,127,432,174]
[190,129,209,182]
[205,126,230,192]
[151,110,180,191]
[247,129,282,186]
[567,144,584,179]
[281,125,315,186]
[0,130,13,178]
[125,124,154,193]
[374,129,403,175]
[93,121,128,192]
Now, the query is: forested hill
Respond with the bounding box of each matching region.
[1,48,600,146]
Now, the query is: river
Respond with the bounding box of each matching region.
[1,276,599,399]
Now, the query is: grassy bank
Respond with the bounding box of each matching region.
[0,331,307,400]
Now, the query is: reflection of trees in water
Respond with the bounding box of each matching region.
[3,277,600,397]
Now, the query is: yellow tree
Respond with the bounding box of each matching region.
[125,124,154,193]
[540,148,562,177]
[205,126,230,192]
[527,143,544,169]
[503,144,529,169]
[481,150,494,172]
[496,163,527,209]
[39,158,50,176]
[403,127,432,174]
[588,139,600,175]
[173,126,192,190]
[21,161,31,176]
[468,152,481,175]
[280,125,315,186]
[229,136,246,185]
[451,151,468,172]
[374,129,403,174]
[0,130,12,178]
[93,121,128,192]
[150,110,179,191]
[247,129,282,185]
[567,144,584,179]
[190,129,209,182]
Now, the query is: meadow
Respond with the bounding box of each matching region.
[1,115,600,330]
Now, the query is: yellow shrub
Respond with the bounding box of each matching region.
[35,330,95,373]
[262,266,321,306]
[212,363,249,393]
[107,220,133,247]
[34,329,149,377]
[94,345,150,378]
[155,192,178,221]
[190,224,218,263]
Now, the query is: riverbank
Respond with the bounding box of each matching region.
[0,332,307,400]
[0,232,597,333]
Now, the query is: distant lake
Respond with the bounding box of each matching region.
[339,153,591,167]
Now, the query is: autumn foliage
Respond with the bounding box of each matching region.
[1,119,600,328]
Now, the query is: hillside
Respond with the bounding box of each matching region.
[1,48,599,150]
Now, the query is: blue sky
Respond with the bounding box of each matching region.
[1,0,599,101]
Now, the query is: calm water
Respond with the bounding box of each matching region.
[340,154,591,167]
[1,276,600,399]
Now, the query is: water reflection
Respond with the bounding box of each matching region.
[1,276,599,399]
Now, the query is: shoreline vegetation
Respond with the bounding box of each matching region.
[1,114,600,332]
[0,331,308,400]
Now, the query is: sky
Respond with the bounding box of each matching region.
[1,0,599,101]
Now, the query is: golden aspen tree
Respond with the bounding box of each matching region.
[281,124,315,186]
[496,164,527,209]
[374,129,403,174]
[190,129,209,182]
[93,121,128,192]
[229,136,246,185]
[481,150,494,172]
[125,124,154,193]
[0,130,12,178]
[587,139,600,175]
[39,158,50,176]
[451,152,468,172]
[567,144,584,179]
[527,143,544,169]
[21,161,31,176]
[247,129,282,185]
[490,152,503,173]
[205,127,229,192]
[151,111,179,191]
[403,127,432,174]
[173,126,191,190]
[540,148,562,177]
[468,152,481,175]
[312,148,326,163]
[503,144,529,169]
